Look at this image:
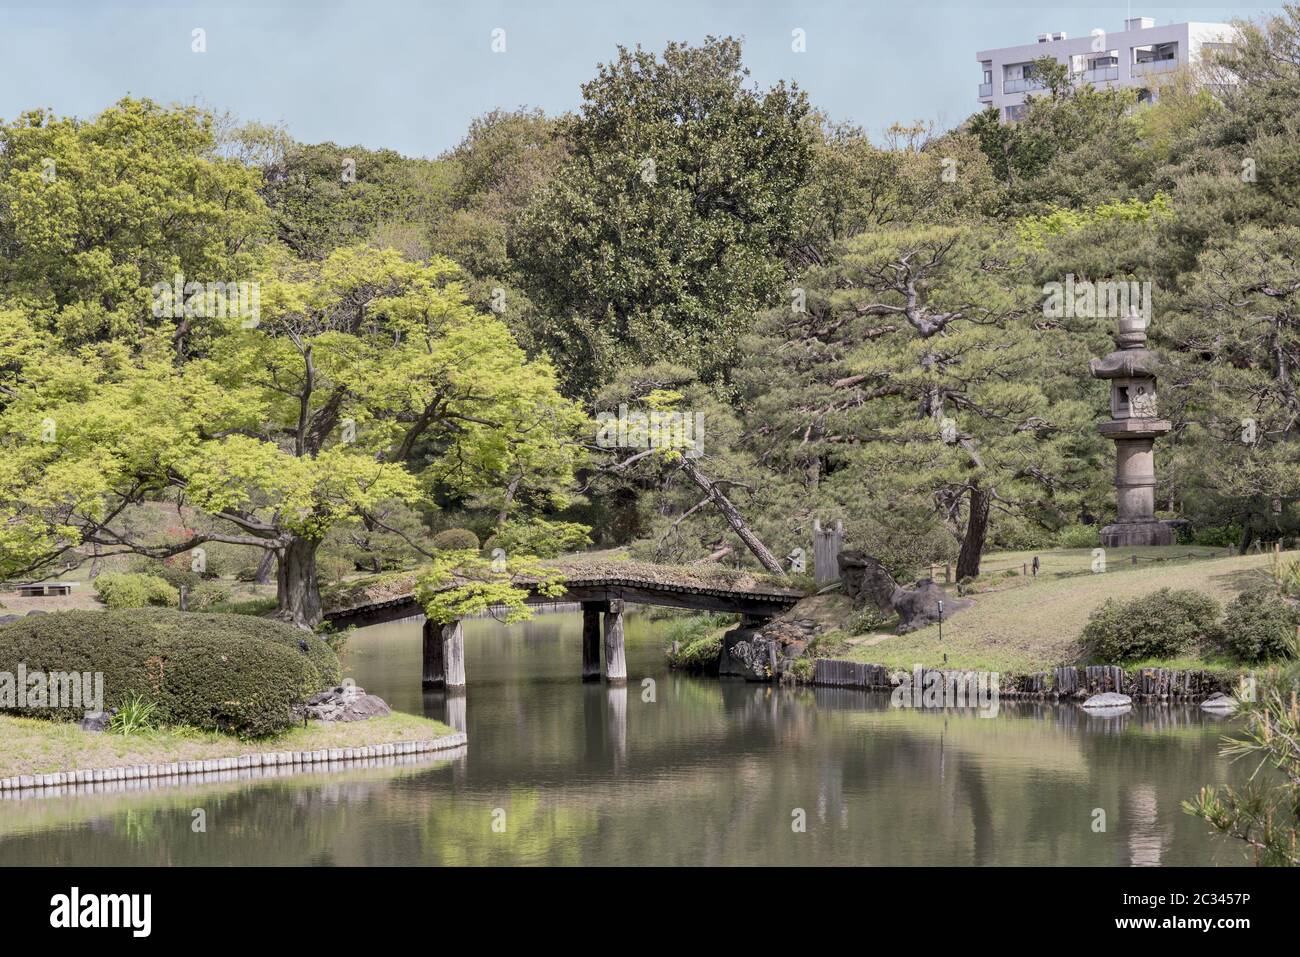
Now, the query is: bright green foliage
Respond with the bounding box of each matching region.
[0,241,586,627]
[92,571,178,609]
[0,97,267,343]
[1016,193,1172,248]
[488,519,592,559]
[414,550,566,625]
[1081,588,1222,662]
[513,37,813,393]
[109,692,159,735]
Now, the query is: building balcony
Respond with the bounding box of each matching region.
[1079,66,1120,83]
[1003,76,1045,94]
[978,81,992,97]
[1132,57,1178,76]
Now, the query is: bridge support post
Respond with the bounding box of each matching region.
[602,600,627,684]
[581,604,602,681]
[443,620,466,689]
[422,618,466,689]
[421,618,444,688]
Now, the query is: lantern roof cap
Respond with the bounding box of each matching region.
[1090,309,1160,379]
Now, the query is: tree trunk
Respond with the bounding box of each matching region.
[88,543,103,580]
[1239,520,1255,554]
[276,536,323,630]
[253,549,277,585]
[497,475,520,530]
[677,457,786,576]
[956,486,991,580]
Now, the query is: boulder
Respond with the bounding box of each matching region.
[1081,692,1132,710]
[79,711,113,733]
[837,551,900,611]
[837,551,973,634]
[0,614,20,627]
[1200,692,1237,714]
[894,580,974,634]
[720,615,820,681]
[293,686,392,723]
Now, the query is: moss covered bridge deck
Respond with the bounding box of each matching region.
[322,558,806,691]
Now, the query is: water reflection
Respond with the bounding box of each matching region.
[0,611,1252,866]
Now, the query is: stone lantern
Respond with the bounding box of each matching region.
[1089,310,1175,547]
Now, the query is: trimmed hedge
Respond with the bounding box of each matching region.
[0,609,341,737]
[93,571,178,609]
[431,528,480,552]
[1081,588,1221,662]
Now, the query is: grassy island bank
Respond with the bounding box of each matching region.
[0,711,457,780]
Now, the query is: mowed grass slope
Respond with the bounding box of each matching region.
[846,547,1281,673]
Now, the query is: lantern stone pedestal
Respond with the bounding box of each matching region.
[1090,312,1178,548]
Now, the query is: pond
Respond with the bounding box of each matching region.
[0,611,1252,866]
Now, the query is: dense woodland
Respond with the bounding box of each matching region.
[4,8,1300,627]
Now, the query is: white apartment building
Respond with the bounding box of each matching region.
[977,16,1237,121]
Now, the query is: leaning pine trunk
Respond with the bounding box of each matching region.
[276,536,323,630]
[677,457,787,576]
[955,486,991,581]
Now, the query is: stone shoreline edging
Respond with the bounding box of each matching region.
[810,659,1236,701]
[0,731,467,794]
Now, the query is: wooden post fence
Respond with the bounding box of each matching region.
[813,519,844,585]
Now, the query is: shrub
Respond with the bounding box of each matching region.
[1190,524,1242,548]
[669,634,722,671]
[314,552,355,586]
[150,562,202,592]
[187,580,233,610]
[1081,588,1221,662]
[110,692,159,735]
[432,528,480,552]
[0,609,340,736]
[1217,587,1300,663]
[1269,555,1300,599]
[848,606,894,635]
[203,595,277,617]
[1056,524,1100,548]
[93,572,178,610]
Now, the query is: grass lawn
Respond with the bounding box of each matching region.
[843,547,1284,674]
[0,711,457,778]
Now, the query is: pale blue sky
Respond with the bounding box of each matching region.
[0,1,1280,157]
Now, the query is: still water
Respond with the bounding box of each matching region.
[0,612,1252,865]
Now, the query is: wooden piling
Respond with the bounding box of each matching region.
[582,604,602,681]
[442,620,466,689]
[421,618,445,688]
[602,600,627,684]
[813,519,845,585]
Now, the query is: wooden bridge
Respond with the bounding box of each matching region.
[323,560,805,691]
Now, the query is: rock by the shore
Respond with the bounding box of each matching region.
[894,580,974,634]
[836,550,973,633]
[1200,692,1238,713]
[0,614,20,627]
[294,686,392,722]
[1081,692,1132,710]
[78,711,113,733]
